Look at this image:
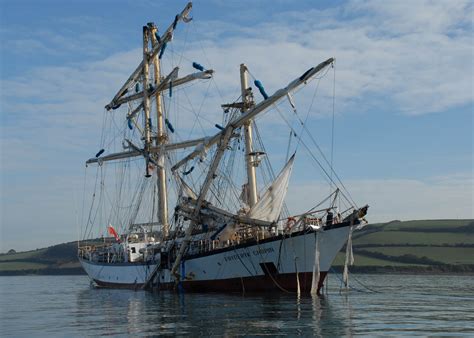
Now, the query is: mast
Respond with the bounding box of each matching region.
[240,64,258,208]
[150,23,169,237]
[142,26,152,176]
[105,2,193,110]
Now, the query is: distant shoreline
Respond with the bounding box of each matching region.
[332,264,474,274]
[0,267,86,276]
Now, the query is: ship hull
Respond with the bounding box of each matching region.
[80,224,350,294]
[79,259,159,288]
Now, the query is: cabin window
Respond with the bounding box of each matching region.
[131,247,136,253]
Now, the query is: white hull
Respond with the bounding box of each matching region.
[80,225,350,293]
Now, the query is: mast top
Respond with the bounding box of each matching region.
[105,2,193,110]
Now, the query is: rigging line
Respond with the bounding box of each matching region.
[86,166,106,240]
[166,45,194,65]
[190,19,227,106]
[253,240,292,292]
[231,247,255,277]
[253,122,273,189]
[330,61,336,194]
[195,79,214,128]
[280,102,358,207]
[294,72,323,152]
[277,191,336,223]
[99,108,108,148]
[114,161,128,228]
[286,64,333,98]
[213,150,238,209]
[80,166,88,242]
[252,121,273,179]
[285,130,293,162]
[225,150,246,210]
[239,245,260,276]
[224,104,241,126]
[292,122,356,208]
[303,147,354,208]
[207,162,233,209]
[102,177,123,227]
[329,267,378,294]
[349,273,381,293]
[181,81,213,137]
[273,106,333,186]
[84,164,101,240]
[276,235,285,270]
[273,106,354,206]
[100,107,130,152]
[215,167,242,210]
[246,64,331,100]
[127,176,148,227]
[177,21,190,67]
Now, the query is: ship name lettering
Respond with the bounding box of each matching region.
[223,252,251,262]
[252,247,274,256]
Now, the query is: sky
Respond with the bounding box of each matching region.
[1,0,473,251]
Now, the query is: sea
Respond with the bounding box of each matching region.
[1,274,473,336]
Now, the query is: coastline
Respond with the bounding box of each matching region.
[2,265,474,277]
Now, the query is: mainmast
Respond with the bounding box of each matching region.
[149,23,169,237]
[240,64,258,208]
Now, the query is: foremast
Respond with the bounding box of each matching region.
[143,22,169,237]
[86,2,207,241]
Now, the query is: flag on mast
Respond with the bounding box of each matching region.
[107,225,120,242]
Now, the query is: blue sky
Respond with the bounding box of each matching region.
[1,0,473,251]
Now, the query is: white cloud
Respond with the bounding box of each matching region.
[192,0,473,115]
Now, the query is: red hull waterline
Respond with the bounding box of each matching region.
[93,271,329,295]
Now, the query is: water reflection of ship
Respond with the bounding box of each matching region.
[75,288,353,335]
[75,288,149,335]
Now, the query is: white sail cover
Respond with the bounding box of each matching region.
[248,154,295,222]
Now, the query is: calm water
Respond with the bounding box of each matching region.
[1,274,473,336]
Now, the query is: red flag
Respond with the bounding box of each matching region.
[107,225,120,242]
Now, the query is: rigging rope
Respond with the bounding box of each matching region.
[330,61,336,194]
[265,70,358,208]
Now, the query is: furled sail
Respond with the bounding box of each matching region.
[178,176,197,199]
[247,154,295,222]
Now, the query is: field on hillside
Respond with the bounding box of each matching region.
[354,231,474,246]
[334,219,474,270]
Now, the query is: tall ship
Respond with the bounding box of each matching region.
[78,2,368,295]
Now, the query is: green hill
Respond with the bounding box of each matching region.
[333,219,474,273]
[0,242,84,275]
[1,219,473,275]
